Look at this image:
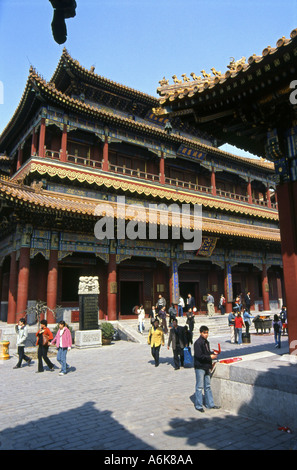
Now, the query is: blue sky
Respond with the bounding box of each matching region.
[1,0,297,158]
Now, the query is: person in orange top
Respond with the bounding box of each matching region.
[234,312,245,345]
[35,320,55,373]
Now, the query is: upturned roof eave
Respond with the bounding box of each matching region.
[50,48,159,106]
[0,66,275,173]
[157,28,297,106]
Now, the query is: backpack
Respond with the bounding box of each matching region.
[274,322,280,333]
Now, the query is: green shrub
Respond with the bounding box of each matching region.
[100,322,114,339]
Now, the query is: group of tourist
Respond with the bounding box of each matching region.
[13,296,288,414]
[228,304,288,348]
[138,291,219,335]
[13,318,72,375]
[147,316,220,412]
[142,292,220,412]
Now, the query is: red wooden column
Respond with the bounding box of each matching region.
[7,251,18,324]
[159,152,165,184]
[261,263,270,311]
[266,185,272,208]
[107,254,117,320]
[47,249,58,323]
[31,127,38,156]
[60,123,68,162]
[16,247,30,321]
[102,135,109,171]
[224,262,233,313]
[247,178,253,204]
[211,167,216,196]
[277,181,297,354]
[16,145,23,171]
[38,118,46,158]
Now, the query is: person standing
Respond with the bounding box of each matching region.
[234,312,245,345]
[184,324,193,348]
[243,309,253,334]
[178,296,185,317]
[156,294,166,313]
[159,306,168,334]
[13,318,32,369]
[35,320,54,373]
[234,295,240,313]
[279,306,287,335]
[218,294,226,315]
[186,293,195,312]
[168,303,177,325]
[50,321,72,375]
[228,311,236,344]
[206,293,215,316]
[167,318,187,370]
[273,314,282,349]
[147,318,165,367]
[193,325,220,412]
[149,305,157,324]
[244,292,251,313]
[137,305,145,334]
[186,308,195,334]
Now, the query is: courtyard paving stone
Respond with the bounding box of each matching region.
[0,331,296,453]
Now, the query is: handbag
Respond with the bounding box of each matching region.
[42,334,50,346]
[183,346,193,366]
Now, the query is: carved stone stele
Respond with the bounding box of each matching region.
[78,276,100,295]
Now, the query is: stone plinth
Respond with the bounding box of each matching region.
[212,351,297,429]
[75,329,102,349]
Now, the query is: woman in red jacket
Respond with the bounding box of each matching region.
[234,312,245,345]
[36,320,55,373]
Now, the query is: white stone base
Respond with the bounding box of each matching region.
[74,329,102,349]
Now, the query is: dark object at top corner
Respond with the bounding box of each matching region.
[49,0,77,45]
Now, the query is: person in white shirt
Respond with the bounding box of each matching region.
[178,296,185,317]
[137,305,145,334]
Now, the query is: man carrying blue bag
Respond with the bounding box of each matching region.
[183,345,192,366]
[167,318,187,370]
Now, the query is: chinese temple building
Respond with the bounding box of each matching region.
[0,49,282,325]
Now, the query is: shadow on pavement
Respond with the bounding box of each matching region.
[1,401,155,450]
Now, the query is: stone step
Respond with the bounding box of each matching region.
[116,314,258,344]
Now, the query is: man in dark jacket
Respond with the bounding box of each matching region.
[167,319,187,370]
[194,325,220,412]
[244,292,251,313]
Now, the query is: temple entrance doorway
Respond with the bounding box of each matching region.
[232,282,242,302]
[120,281,142,316]
[179,282,200,311]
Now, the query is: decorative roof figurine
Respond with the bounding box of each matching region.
[227,56,246,71]
[201,70,211,78]
[190,72,201,81]
[172,75,183,84]
[49,0,77,44]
